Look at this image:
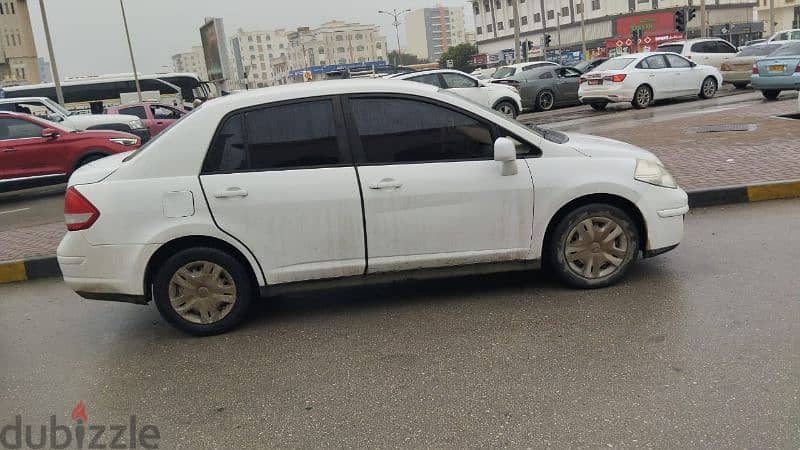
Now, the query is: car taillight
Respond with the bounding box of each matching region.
[752,64,759,74]
[64,187,100,231]
[796,63,800,73]
[602,74,627,82]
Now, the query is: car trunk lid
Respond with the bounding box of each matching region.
[756,58,800,76]
[68,152,130,186]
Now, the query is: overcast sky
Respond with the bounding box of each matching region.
[28,0,475,78]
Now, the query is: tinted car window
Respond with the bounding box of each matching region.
[244,100,341,170]
[442,73,477,88]
[691,41,715,53]
[203,114,247,172]
[0,118,43,139]
[408,73,443,88]
[665,54,691,68]
[538,71,554,79]
[350,98,494,164]
[118,106,147,119]
[657,44,684,54]
[715,41,737,53]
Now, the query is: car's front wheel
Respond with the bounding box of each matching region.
[153,247,254,336]
[762,89,781,100]
[548,204,640,288]
[631,85,652,109]
[493,100,518,119]
[699,77,718,99]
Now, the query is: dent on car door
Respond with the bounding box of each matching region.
[199,98,366,284]
[344,96,534,273]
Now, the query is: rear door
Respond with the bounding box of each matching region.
[0,117,60,180]
[690,41,715,66]
[440,72,489,107]
[638,55,672,98]
[343,95,534,273]
[199,97,366,284]
[713,40,738,67]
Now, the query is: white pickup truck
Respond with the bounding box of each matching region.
[0,96,151,142]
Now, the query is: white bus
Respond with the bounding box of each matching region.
[0,72,212,113]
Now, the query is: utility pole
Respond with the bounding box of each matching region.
[511,0,521,63]
[769,0,775,35]
[119,0,142,101]
[38,0,63,105]
[556,11,562,55]
[700,0,707,37]
[378,8,411,66]
[580,1,587,56]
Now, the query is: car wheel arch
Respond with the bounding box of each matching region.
[492,97,519,113]
[541,193,647,266]
[73,150,111,171]
[143,235,261,302]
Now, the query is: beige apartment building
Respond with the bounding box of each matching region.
[405,7,467,62]
[287,20,388,74]
[171,46,208,80]
[757,0,799,32]
[228,28,291,89]
[0,0,39,85]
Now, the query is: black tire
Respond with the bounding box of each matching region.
[589,102,608,111]
[762,89,781,100]
[153,247,254,336]
[699,76,718,99]
[493,100,518,119]
[75,153,107,169]
[547,204,640,289]
[732,81,749,89]
[631,85,652,109]
[535,90,555,111]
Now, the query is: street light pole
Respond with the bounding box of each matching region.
[700,0,707,37]
[378,8,411,66]
[511,0,521,63]
[580,1,587,56]
[119,0,142,101]
[38,0,64,105]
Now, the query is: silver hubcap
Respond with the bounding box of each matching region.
[636,88,650,106]
[169,261,237,324]
[564,217,629,279]
[703,79,716,96]
[497,103,514,117]
[539,92,553,109]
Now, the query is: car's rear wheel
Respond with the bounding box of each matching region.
[536,90,555,111]
[493,100,518,119]
[632,85,652,109]
[762,89,781,100]
[153,247,254,336]
[699,77,718,99]
[589,102,608,111]
[548,204,640,289]
[733,81,749,89]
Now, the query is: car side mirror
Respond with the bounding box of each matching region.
[41,128,58,139]
[494,137,518,176]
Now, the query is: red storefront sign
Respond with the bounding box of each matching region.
[615,11,676,36]
[470,53,489,65]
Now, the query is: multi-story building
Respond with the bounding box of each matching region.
[37,57,51,83]
[228,28,290,89]
[757,0,799,32]
[287,20,388,80]
[0,0,39,85]
[405,7,468,62]
[171,46,208,80]
[470,0,764,63]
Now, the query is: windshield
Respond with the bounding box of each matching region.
[657,44,684,54]
[770,42,800,56]
[737,44,783,56]
[492,66,516,79]
[595,58,636,71]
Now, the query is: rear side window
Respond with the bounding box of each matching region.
[350,97,494,164]
[118,106,147,119]
[714,41,737,53]
[638,55,668,69]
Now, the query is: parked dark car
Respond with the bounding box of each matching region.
[492,65,583,111]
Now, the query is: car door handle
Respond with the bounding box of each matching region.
[214,187,248,198]
[1,148,16,153]
[368,178,402,190]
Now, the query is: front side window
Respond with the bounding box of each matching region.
[691,41,714,53]
[118,106,147,119]
[665,54,691,68]
[0,117,43,140]
[714,41,737,53]
[408,73,444,87]
[557,67,582,78]
[442,73,478,88]
[151,105,182,120]
[350,98,494,164]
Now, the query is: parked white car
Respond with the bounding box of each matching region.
[579,52,723,110]
[491,61,560,80]
[766,29,800,43]
[57,80,688,335]
[656,38,738,69]
[389,69,523,119]
[0,97,150,142]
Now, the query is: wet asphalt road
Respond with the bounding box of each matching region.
[1,199,799,449]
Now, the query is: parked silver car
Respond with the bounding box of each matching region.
[492,65,583,111]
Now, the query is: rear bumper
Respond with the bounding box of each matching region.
[579,86,635,103]
[750,75,800,90]
[722,71,751,83]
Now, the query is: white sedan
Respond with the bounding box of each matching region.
[57,79,688,335]
[388,69,523,119]
[579,52,723,110]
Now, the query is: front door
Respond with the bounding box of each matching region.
[638,54,672,98]
[200,98,366,284]
[0,117,58,180]
[554,67,582,104]
[664,53,700,95]
[344,96,534,273]
[148,104,183,135]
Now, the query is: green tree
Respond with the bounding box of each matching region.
[387,50,427,66]
[438,43,478,72]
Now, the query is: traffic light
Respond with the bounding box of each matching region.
[687,8,697,23]
[675,10,686,33]
[544,34,552,48]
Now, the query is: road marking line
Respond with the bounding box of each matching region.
[0,208,30,215]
